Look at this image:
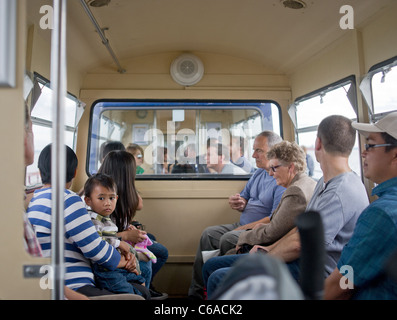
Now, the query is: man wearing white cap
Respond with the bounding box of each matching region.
[325,111,397,299]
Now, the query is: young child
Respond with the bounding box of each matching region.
[84,173,150,296]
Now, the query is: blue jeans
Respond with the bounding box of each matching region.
[147,233,168,286]
[202,254,246,298]
[92,260,152,295]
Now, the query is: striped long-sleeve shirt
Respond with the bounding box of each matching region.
[27,188,121,290]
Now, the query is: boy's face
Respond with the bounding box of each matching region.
[85,184,118,217]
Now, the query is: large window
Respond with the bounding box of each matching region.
[26,74,83,188]
[290,77,360,180]
[87,100,282,179]
[360,56,397,120]
[369,57,397,118]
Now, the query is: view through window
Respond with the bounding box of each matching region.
[88,101,281,178]
[293,79,360,180]
[26,75,80,188]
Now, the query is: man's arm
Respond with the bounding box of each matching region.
[267,228,301,262]
[324,267,354,300]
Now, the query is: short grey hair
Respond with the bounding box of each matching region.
[257,131,282,147]
[267,141,307,174]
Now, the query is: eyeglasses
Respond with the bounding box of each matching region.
[269,164,283,172]
[136,154,143,159]
[364,143,397,151]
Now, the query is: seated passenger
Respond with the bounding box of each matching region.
[188,131,285,299]
[98,150,168,299]
[325,111,397,300]
[202,140,316,298]
[100,140,126,162]
[230,136,253,173]
[205,116,370,299]
[84,173,151,298]
[126,143,145,174]
[206,143,247,174]
[27,144,137,297]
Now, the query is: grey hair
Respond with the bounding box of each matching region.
[257,131,283,147]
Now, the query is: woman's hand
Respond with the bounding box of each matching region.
[119,225,147,245]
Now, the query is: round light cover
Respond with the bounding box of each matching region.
[170,54,204,86]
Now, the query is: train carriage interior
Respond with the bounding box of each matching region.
[1,0,397,299]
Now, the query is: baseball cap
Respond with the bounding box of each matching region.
[351,112,397,140]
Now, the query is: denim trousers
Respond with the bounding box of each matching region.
[147,233,169,285]
[92,260,152,295]
[203,254,302,298]
[202,253,245,299]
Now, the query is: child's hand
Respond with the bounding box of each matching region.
[118,241,131,257]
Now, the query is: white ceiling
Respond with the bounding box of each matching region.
[28,0,396,74]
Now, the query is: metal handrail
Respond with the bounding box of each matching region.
[79,0,126,73]
[50,0,67,300]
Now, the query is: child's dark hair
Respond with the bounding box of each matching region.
[84,173,117,198]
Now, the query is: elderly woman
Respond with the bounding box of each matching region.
[235,140,317,249]
[202,141,316,298]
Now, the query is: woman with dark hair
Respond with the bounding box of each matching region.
[98,150,142,233]
[98,150,168,299]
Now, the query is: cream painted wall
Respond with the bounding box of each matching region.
[74,52,292,190]
[0,1,50,300]
[289,3,397,102]
[26,20,84,97]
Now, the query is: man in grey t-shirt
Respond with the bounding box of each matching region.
[305,171,368,276]
[264,115,369,279]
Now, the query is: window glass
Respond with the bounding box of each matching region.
[87,101,281,178]
[26,76,79,188]
[371,64,397,114]
[31,84,78,128]
[294,79,360,180]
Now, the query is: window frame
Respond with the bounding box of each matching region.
[288,76,360,180]
[25,73,82,189]
[360,56,397,122]
[86,99,283,180]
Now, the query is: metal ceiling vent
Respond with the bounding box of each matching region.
[170,54,204,86]
[281,0,306,9]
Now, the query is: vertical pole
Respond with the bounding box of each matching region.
[50,0,67,300]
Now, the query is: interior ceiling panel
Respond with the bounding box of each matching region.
[29,0,396,74]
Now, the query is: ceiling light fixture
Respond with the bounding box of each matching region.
[281,0,306,9]
[87,0,111,7]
